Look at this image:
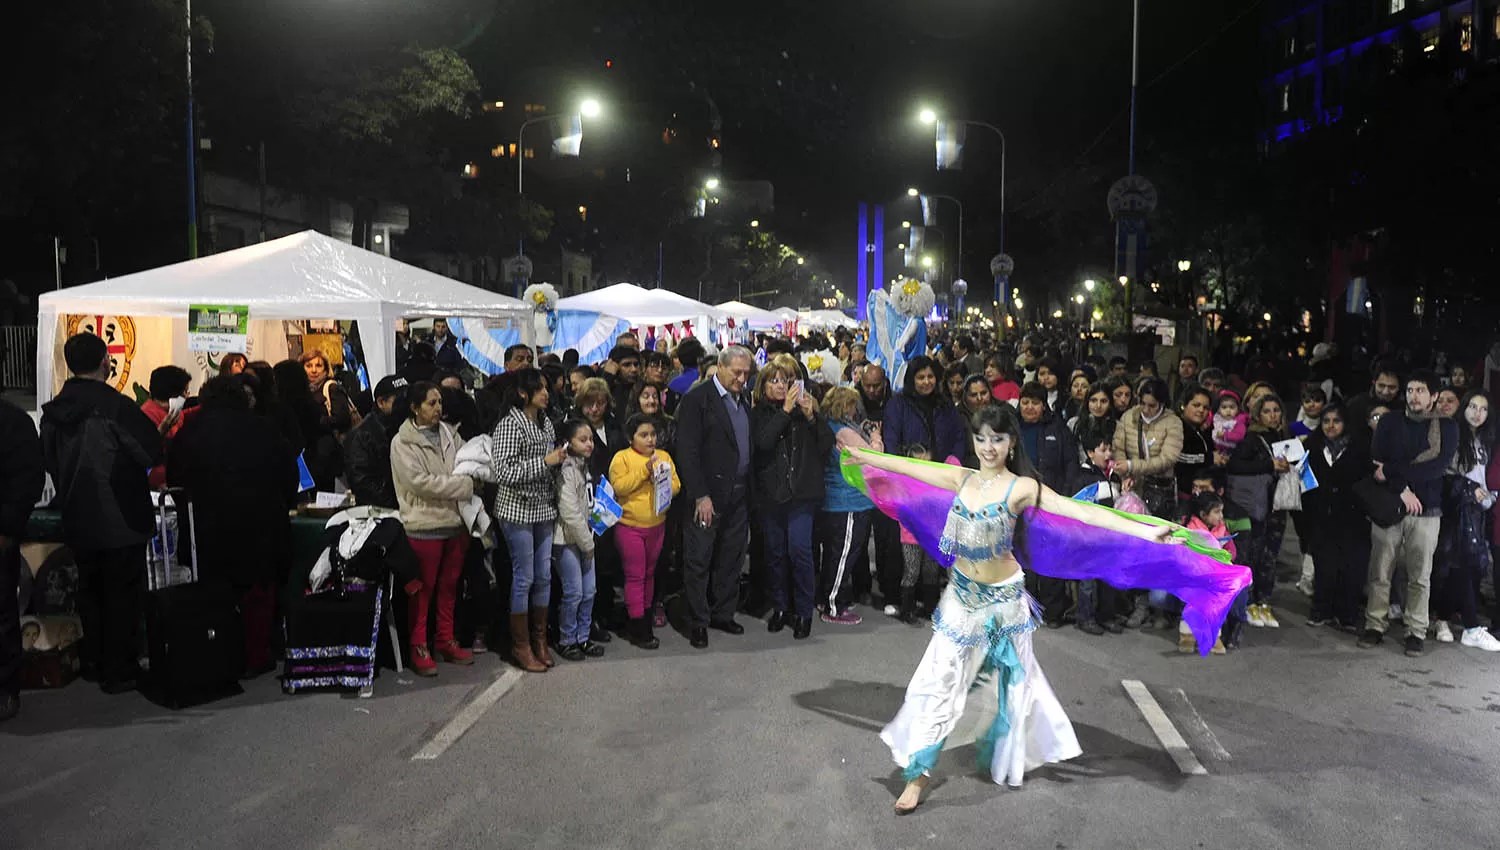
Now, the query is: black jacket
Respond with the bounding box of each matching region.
[1371,410,1457,515]
[0,398,44,540]
[41,378,163,551]
[676,378,752,506]
[751,401,832,506]
[343,412,400,509]
[1303,434,1371,547]
[167,407,299,586]
[1019,412,1077,490]
[1175,424,1214,497]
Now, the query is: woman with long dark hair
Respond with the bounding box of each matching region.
[883,355,965,464]
[1226,391,1292,629]
[276,359,336,489]
[1175,387,1216,500]
[391,381,477,675]
[850,403,1178,811]
[491,367,566,672]
[1434,390,1500,650]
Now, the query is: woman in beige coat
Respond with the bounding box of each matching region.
[391,381,476,677]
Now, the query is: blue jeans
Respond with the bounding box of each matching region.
[760,500,818,618]
[553,544,596,646]
[502,521,554,612]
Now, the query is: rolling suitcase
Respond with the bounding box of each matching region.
[143,489,245,709]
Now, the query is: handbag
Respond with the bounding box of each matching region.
[1351,477,1404,528]
[1273,467,1302,512]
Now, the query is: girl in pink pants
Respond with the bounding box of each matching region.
[609,414,681,649]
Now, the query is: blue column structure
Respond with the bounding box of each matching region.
[872,204,884,317]
[857,203,869,321]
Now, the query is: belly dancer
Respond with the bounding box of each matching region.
[846,403,1180,814]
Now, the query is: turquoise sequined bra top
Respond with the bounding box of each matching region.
[939,474,1018,562]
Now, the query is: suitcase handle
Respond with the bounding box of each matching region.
[148,488,198,590]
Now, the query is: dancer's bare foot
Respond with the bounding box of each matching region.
[894,775,929,815]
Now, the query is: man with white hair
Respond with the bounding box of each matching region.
[675,345,755,648]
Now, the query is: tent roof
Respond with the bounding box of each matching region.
[37,230,525,321]
[799,309,861,329]
[715,300,786,328]
[557,283,729,325]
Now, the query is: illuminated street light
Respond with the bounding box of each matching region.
[796,257,806,266]
[580,98,602,118]
[921,255,934,268]
[901,220,911,229]
[1074,294,1085,304]
[1118,275,1129,286]
[919,108,938,125]
[705,177,721,191]
[1177,259,1192,272]
[1092,309,1103,321]
[897,243,906,250]
[1083,279,1096,292]
[1262,312,1273,322]
[907,187,919,198]
[1052,310,1064,319]
[1014,298,1024,310]
[749,220,759,228]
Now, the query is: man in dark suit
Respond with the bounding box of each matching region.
[676,345,755,648]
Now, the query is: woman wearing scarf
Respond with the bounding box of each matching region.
[1303,404,1370,631]
[883,355,965,465]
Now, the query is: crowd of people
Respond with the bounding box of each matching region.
[3,318,1499,721]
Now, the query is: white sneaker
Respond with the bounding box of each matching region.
[1435,621,1454,643]
[1460,627,1500,652]
[1260,605,1280,629]
[1247,604,1266,628]
[883,604,899,617]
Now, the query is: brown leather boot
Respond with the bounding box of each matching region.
[529,607,555,668]
[509,613,546,673]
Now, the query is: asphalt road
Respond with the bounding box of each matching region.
[4,578,1498,850]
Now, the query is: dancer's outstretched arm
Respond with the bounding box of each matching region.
[1018,477,1175,543]
[845,447,967,493]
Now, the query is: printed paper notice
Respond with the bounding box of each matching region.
[188,304,250,353]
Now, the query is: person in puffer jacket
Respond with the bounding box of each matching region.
[391,381,477,677]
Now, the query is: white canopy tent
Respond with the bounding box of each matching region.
[798,309,861,330]
[557,283,730,328]
[36,230,527,403]
[715,300,786,330]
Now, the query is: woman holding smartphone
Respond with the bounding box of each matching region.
[751,360,833,640]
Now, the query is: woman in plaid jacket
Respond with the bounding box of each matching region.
[491,368,567,673]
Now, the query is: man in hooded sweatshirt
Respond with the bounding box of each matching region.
[40,333,167,693]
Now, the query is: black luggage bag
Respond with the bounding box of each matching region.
[143,489,245,709]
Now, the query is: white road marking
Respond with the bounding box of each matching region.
[1166,687,1232,762]
[411,668,524,761]
[1121,679,1208,776]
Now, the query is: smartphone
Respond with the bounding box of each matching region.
[794,379,805,395]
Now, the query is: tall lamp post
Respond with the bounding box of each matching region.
[907,188,963,288]
[515,98,602,271]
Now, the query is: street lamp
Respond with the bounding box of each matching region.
[519,99,603,196]
[1118,275,1129,286]
[910,189,965,294]
[901,220,911,229]
[1083,278,1097,292]
[796,257,806,266]
[1074,294,1085,304]
[918,107,938,125]
[1177,259,1192,272]
[580,99,602,118]
[921,255,934,269]
[705,177,721,191]
[749,219,759,228]
[906,187,919,198]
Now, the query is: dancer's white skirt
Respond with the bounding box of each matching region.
[880,570,1081,787]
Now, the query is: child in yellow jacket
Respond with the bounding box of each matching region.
[608,414,681,648]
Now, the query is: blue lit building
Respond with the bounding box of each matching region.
[1262,1,1495,146]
